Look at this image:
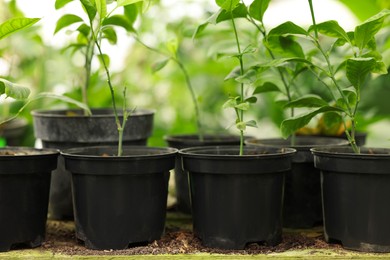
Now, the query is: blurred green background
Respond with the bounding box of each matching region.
[1,0,389,148]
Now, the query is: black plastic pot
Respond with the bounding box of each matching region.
[0,118,28,146]
[32,108,154,220]
[164,134,240,213]
[179,146,296,249]
[312,147,390,252]
[0,147,58,252]
[246,136,348,228]
[61,146,177,250]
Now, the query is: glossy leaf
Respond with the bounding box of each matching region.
[281,106,344,138]
[245,120,258,128]
[102,15,134,32]
[117,0,143,7]
[284,95,329,108]
[224,66,241,81]
[97,53,110,67]
[208,3,247,25]
[54,14,83,34]
[309,20,350,43]
[245,96,257,103]
[0,17,40,40]
[222,98,238,109]
[236,121,246,131]
[235,102,249,111]
[268,22,309,38]
[346,57,376,89]
[355,9,390,51]
[253,82,280,94]
[77,24,90,37]
[95,0,107,22]
[102,27,117,44]
[265,36,305,58]
[216,0,240,11]
[0,79,30,100]
[235,69,257,84]
[249,0,271,22]
[151,58,170,73]
[55,0,74,9]
[80,0,97,22]
[123,4,138,24]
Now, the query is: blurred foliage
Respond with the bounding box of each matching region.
[1,0,389,147]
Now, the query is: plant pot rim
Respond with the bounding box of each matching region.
[179,145,296,159]
[246,136,349,150]
[0,146,59,158]
[61,145,178,160]
[31,108,155,118]
[164,133,241,144]
[311,146,390,159]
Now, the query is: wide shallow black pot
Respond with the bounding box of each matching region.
[179,146,296,249]
[312,147,390,252]
[61,146,177,250]
[246,136,348,228]
[165,134,240,213]
[32,108,154,220]
[0,147,58,252]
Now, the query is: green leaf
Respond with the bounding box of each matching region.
[346,57,377,89]
[268,21,309,38]
[117,0,143,7]
[245,96,257,103]
[80,0,97,22]
[224,66,241,81]
[253,82,280,94]
[249,0,271,22]
[281,106,344,138]
[151,58,170,73]
[54,14,83,34]
[102,27,117,44]
[235,69,257,84]
[77,24,90,37]
[309,20,350,43]
[222,98,237,109]
[235,102,249,111]
[55,0,74,9]
[245,120,258,128]
[97,53,110,67]
[355,9,390,51]
[123,4,139,24]
[207,3,247,25]
[216,0,240,11]
[0,17,40,40]
[95,0,107,22]
[284,95,329,108]
[236,121,246,131]
[102,15,134,32]
[192,22,208,39]
[166,38,178,56]
[0,78,30,100]
[265,36,305,58]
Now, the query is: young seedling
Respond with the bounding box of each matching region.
[267,3,390,153]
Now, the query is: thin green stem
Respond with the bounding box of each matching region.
[231,12,245,156]
[134,37,204,141]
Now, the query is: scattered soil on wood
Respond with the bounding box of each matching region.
[38,211,346,256]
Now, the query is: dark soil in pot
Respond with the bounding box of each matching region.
[180,145,296,250]
[246,136,349,229]
[0,147,58,252]
[312,147,390,252]
[61,146,177,250]
[164,134,240,214]
[32,108,154,220]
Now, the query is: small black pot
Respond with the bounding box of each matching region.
[32,108,154,220]
[0,118,28,146]
[180,146,296,249]
[246,136,348,228]
[0,147,58,252]
[61,146,177,250]
[312,147,390,252]
[164,134,240,213]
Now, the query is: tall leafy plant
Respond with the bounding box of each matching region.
[55,0,145,156]
[268,4,390,153]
